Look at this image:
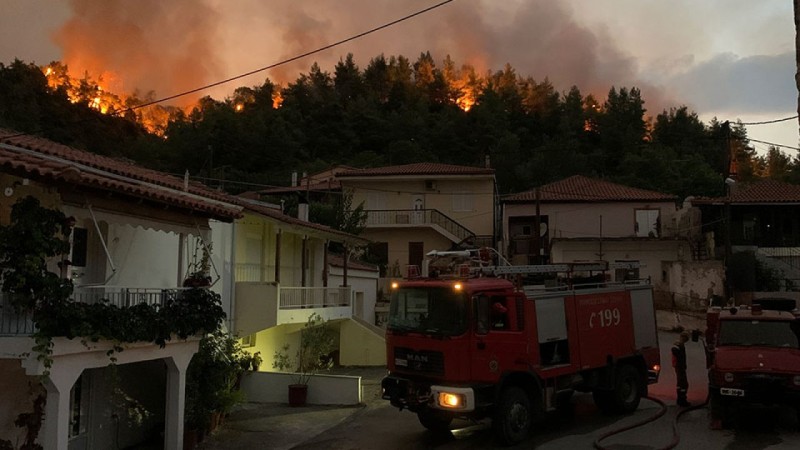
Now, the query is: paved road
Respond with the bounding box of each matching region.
[294,330,800,450]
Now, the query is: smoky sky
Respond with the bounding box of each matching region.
[16,0,797,119]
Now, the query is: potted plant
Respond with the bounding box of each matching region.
[272,313,335,406]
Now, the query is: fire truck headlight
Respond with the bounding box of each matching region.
[793,375,800,386]
[430,386,474,411]
[724,372,734,383]
[438,392,464,408]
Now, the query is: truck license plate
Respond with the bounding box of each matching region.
[720,388,745,397]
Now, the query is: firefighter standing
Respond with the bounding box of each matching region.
[672,330,691,407]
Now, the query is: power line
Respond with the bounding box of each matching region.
[118,0,455,113]
[746,137,800,152]
[3,1,455,140]
[737,115,798,126]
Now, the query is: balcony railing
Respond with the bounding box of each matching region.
[279,286,351,309]
[1,287,186,336]
[365,209,475,243]
[0,294,35,336]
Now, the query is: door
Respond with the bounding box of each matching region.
[471,293,528,383]
[411,195,424,224]
[408,242,424,273]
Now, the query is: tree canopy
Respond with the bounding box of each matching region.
[2,54,798,200]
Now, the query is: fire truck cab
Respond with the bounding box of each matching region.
[705,298,800,427]
[381,249,661,445]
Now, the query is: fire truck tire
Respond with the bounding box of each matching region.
[417,409,453,431]
[593,364,642,414]
[611,364,642,413]
[492,386,532,445]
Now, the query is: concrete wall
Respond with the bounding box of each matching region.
[328,267,378,324]
[551,239,691,283]
[347,176,495,237]
[504,200,678,240]
[338,320,385,366]
[240,371,362,405]
[653,260,726,311]
[361,227,452,276]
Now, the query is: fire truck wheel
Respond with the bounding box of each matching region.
[417,408,453,431]
[493,386,532,445]
[611,364,642,413]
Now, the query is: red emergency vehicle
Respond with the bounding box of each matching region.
[381,250,661,444]
[705,298,800,427]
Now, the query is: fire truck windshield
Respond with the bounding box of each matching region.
[718,320,800,348]
[387,287,468,336]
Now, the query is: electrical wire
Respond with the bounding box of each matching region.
[745,137,800,152]
[2,0,456,140]
[115,0,455,113]
[738,115,798,126]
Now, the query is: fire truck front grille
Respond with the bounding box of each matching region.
[394,347,444,375]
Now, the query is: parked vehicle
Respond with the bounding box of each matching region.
[381,249,661,445]
[705,298,800,427]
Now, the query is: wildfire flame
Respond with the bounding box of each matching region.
[39,60,485,135]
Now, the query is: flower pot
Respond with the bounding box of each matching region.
[288,383,308,407]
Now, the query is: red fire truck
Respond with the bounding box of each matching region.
[381,250,661,445]
[705,298,800,427]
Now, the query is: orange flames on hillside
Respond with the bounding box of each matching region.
[40,61,488,134]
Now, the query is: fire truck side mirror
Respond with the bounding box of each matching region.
[475,294,489,335]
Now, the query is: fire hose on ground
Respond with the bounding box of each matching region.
[593,394,710,450]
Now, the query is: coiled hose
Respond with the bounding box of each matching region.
[593,393,710,450]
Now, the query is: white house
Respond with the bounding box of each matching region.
[0,129,242,450]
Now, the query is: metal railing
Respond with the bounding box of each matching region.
[365,209,475,243]
[0,294,35,336]
[279,286,351,309]
[0,287,186,336]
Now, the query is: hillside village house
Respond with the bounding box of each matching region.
[690,178,800,302]
[336,163,497,279]
[502,175,725,309]
[213,198,384,371]
[0,129,242,450]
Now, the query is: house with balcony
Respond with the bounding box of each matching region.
[690,178,800,300]
[502,175,725,309]
[335,163,497,278]
[210,197,385,371]
[0,129,243,449]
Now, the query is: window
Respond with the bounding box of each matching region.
[452,192,473,212]
[635,209,660,237]
[366,192,387,210]
[240,333,257,348]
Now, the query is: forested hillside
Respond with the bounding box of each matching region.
[1,53,797,199]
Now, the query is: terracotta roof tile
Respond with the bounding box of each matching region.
[336,163,494,177]
[0,129,242,221]
[691,179,800,204]
[503,175,677,203]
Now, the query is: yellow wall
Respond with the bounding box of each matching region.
[338,320,386,366]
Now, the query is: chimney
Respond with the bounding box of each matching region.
[291,171,298,187]
[298,203,309,221]
[485,154,491,168]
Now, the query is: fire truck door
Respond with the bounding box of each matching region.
[471,294,527,382]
